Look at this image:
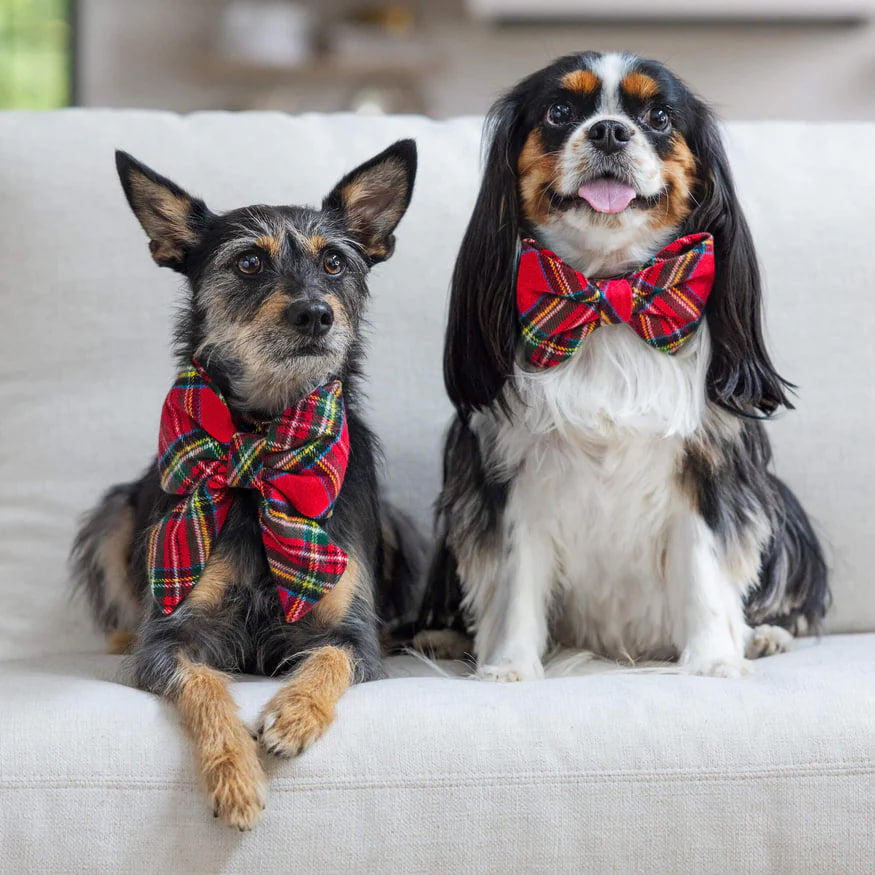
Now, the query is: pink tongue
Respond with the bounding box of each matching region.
[578,179,637,213]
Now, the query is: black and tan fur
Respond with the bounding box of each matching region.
[71,141,418,829]
[415,53,829,679]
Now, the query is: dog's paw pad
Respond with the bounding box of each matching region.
[745,624,794,659]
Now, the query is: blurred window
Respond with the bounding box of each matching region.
[0,0,74,108]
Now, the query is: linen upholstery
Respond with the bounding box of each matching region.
[0,110,873,873]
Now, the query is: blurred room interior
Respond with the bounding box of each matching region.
[2,0,874,119]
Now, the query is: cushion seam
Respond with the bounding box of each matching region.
[1,764,873,792]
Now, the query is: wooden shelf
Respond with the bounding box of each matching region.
[467,0,874,21]
[196,52,442,84]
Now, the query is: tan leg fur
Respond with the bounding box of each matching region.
[175,654,267,830]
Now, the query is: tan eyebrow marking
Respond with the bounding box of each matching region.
[621,72,660,101]
[285,228,328,259]
[254,234,283,259]
[306,234,327,257]
[561,69,599,94]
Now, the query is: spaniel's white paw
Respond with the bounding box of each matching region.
[681,650,753,678]
[478,654,544,683]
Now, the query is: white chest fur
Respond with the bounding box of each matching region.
[477,323,713,662]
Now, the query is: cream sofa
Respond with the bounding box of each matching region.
[0,110,873,873]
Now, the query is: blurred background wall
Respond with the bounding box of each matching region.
[3,0,875,118]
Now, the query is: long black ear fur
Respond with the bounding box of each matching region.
[681,103,793,416]
[444,98,524,418]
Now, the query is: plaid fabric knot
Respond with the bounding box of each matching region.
[146,361,350,623]
[517,232,715,368]
[225,432,266,489]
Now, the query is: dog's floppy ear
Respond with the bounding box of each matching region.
[444,96,524,418]
[323,139,417,264]
[682,105,792,417]
[115,150,211,273]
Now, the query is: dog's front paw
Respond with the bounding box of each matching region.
[478,654,544,683]
[680,650,753,678]
[745,624,794,659]
[257,690,334,757]
[257,645,352,758]
[204,733,267,831]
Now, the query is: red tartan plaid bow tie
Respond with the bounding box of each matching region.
[517,232,715,368]
[147,361,349,622]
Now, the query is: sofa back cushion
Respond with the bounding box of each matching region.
[0,111,872,657]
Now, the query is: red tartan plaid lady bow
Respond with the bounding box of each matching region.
[517,232,715,368]
[147,362,349,622]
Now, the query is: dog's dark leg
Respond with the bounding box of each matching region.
[413,540,472,660]
[411,416,504,660]
[746,475,830,634]
[372,503,430,649]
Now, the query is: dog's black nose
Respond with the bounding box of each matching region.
[588,120,632,154]
[287,300,334,338]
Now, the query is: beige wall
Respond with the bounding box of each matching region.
[427,19,875,120]
[78,0,875,120]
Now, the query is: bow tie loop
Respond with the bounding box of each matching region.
[516,232,715,368]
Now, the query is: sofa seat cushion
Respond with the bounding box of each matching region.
[1,634,873,873]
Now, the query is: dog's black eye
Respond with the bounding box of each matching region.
[323,252,345,276]
[645,106,671,131]
[546,103,574,127]
[236,252,263,276]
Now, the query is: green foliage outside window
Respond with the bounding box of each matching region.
[0,0,73,108]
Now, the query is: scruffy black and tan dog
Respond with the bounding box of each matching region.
[71,140,417,829]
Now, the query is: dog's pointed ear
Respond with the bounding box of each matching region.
[444,96,523,418]
[682,105,792,417]
[115,150,211,273]
[323,139,417,264]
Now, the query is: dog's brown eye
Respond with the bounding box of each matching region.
[546,103,574,127]
[323,252,345,276]
[645,106,671,131]
[236,252,263,275]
